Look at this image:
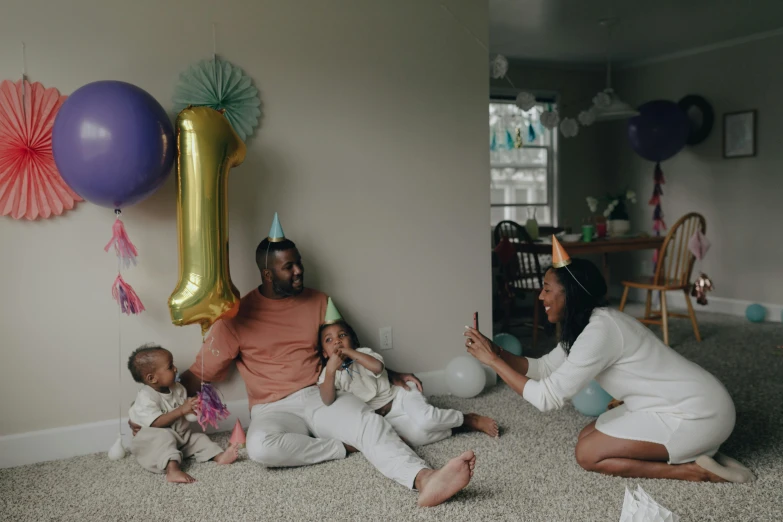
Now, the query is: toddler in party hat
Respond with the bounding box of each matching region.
[317,299,499,446]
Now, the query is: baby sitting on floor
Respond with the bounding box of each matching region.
[127,344,237,483]
[317,309,498,447]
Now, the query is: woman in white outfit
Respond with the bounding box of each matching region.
[464,245,755,483]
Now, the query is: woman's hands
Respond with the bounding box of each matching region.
[464,327,501,366]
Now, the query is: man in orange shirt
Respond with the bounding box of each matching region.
[176,214,476,507]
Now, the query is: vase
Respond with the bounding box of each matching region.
[525,207,539,240]
[608,219,630,237]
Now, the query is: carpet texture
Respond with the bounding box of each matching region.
[2,309,781,521]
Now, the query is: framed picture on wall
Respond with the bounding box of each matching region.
[723,110,756,158]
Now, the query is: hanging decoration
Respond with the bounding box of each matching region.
[51,80,174,460]
[172,58,261,142]
[627,100,689,236]
[490,54,508,80]
[688,229,713,305]
[0,78,82,220]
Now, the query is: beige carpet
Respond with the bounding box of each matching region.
[2,311,781,521]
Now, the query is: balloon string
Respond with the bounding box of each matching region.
[212,23,217,61]
[438,2,488,51]
[116,212,122,438]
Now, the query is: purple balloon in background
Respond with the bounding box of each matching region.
[627,100,690,163]
[52,81,175,209]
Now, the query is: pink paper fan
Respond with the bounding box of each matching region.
[0,79,82,220]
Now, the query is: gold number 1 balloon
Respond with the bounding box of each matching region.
[168,106,247,334]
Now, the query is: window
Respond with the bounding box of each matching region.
[489,100,557,227]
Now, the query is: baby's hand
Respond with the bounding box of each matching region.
[326,350,344,372]
[179,397,199,416]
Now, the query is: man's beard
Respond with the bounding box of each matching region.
[271,274,304,297]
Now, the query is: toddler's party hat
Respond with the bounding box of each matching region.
[323,297,344,325]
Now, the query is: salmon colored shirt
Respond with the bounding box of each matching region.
[190,287,328,407]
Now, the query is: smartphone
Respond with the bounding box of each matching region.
[473,311,479,331]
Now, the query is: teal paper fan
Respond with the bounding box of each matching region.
[173,57,261,141]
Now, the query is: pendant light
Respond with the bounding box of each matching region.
[593,18,639,121]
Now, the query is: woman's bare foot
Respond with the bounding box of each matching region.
[462,413,499,438]
[165,461,196,483]
[694,455,754,483]
[214,445,239,465]
[415,450,476,507]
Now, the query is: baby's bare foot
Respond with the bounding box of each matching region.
[214,445,238,465]
[463,413,499,438]
[167,468,196,483]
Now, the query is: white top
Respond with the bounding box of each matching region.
[523,308,732,418]
[317,347,398,410]
[129,382,188,427]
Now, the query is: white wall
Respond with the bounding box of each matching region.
[0,0,490,435]
[607,36,783,305]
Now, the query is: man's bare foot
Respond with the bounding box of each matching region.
[214,445,238,465]
[165,461,195,484]
[416,450,475,507]
[343,442,359,454]
[462,413,499,438]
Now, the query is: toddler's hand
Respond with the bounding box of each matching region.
[179,396,199,416]
[326,350,344,372]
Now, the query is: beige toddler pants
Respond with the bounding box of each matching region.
[131,419,222,473]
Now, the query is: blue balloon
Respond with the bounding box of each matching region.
[745,304,766,323]
[572,380,613,417]
[493,333,522,356]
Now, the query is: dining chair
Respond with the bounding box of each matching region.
[493,221,545,347]
[618,213,706,345]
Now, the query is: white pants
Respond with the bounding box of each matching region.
[384,386,464,447]
[246,386,428,489]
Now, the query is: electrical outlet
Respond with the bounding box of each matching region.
[379,327,393,350]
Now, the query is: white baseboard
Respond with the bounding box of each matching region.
[0,369,496,469]
[610,286,783,323]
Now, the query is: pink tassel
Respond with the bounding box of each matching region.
[195,384,230,431]
[111,274,145,315]
[105,218,138,268]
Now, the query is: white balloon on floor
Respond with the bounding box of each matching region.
[446,356,486,398]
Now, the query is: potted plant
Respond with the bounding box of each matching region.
[586,190,637,237]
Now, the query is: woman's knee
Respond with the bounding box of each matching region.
[578,421,597,440]
[574,439,600,471]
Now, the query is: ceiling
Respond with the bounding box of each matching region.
[490,0,783,66]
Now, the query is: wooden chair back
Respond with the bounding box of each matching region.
[493,220,543,290]
[653,213,706,288]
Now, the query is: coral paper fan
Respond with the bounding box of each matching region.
[0,79,82,220]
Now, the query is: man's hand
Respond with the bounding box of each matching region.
[128,419,142,436]
[388,369,423,392]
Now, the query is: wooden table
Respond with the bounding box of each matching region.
[518,235,665,287]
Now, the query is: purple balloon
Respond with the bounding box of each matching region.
[627,100,689,163]
[52,81,175,209]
